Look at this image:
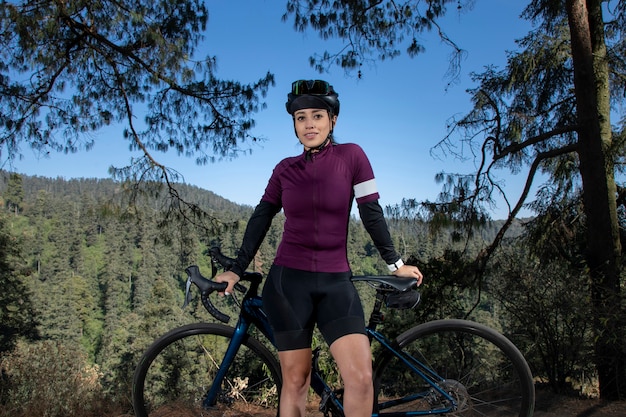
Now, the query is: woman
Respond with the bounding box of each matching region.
[216,79,423,417]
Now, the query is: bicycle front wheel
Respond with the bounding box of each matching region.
[373,319,534,417]
[133,323,281,417]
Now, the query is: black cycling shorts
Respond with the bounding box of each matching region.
[262,264,366,351]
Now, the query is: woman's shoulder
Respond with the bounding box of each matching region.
[335,142,361,149]
[273,153,304,173]
[334,142,365,154]
[333,142,369,161]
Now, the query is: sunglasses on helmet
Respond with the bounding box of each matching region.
[291,79,334,96]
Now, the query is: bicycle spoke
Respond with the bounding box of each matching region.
[374,320,534,417]
[133,324,280,417]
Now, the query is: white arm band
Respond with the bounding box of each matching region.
[387,259,404,272]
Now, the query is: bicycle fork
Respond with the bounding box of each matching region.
[201,320,252,409]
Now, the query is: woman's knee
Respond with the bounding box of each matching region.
[344,367,373,391]
[279,348,312,392]
[283,368,311,388]
[330,334,373,389]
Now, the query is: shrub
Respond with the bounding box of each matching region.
[0,339,108,417]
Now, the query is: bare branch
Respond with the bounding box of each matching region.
[495,125,580,160]
[475,142,579,273]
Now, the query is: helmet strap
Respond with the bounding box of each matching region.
[304,136,330,161]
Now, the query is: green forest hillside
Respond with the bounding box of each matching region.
[0,172,595,416]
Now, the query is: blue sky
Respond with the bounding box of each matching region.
[7,0,534,219]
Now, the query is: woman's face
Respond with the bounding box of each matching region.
[293,108,337,151]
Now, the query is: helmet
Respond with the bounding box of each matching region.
[286,79,340,116]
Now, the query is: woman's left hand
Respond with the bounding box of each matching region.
[392,264,424,286]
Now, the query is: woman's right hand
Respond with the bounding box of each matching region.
[393,264,424,287]
[214,271,241,296]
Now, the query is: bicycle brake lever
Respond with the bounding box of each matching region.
[210,258,218,277]
[182,276,193,309]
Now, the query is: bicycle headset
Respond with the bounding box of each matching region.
[286,79,340,117]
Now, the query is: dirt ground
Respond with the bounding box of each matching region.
[532,391,626,417]
[121,393,626,417]
[281,394,626,417]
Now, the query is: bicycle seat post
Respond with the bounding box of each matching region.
[366,290,386,333]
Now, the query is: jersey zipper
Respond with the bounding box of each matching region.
[311,151,319,270]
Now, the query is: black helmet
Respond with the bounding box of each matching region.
[286,79,340,116]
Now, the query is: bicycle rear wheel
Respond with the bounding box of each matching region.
[133,323,281,417]
[373,319,534,417]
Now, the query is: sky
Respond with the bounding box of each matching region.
[5,0,535,219]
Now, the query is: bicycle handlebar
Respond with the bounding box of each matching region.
[184,247,262,323]
[208,246,234,270]
[184,265,230,323]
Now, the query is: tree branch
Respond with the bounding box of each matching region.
[476,142,579,273]
[494,125,580,160]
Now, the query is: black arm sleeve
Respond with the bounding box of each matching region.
[358,200,401,265]
[230,200,281,277]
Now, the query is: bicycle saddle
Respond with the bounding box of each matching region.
[351,275,417,291]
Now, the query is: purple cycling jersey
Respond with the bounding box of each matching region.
[261,143,379,272]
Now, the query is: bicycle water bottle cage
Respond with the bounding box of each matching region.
[385,289,421,310]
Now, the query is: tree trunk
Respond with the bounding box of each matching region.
[566,0,625,400]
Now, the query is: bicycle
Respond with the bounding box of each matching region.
[132,247,535,417]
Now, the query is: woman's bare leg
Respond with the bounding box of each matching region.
[278,348,312,417]
[330,333,373,417]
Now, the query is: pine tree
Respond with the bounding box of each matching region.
[0,209,38,353]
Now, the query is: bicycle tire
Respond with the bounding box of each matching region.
[132,322,281,417]
[373,319,535,417]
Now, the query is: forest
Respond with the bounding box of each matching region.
[1,0,625,413]
[0,171,600,417]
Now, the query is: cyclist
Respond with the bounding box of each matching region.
[215,79,423,417]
